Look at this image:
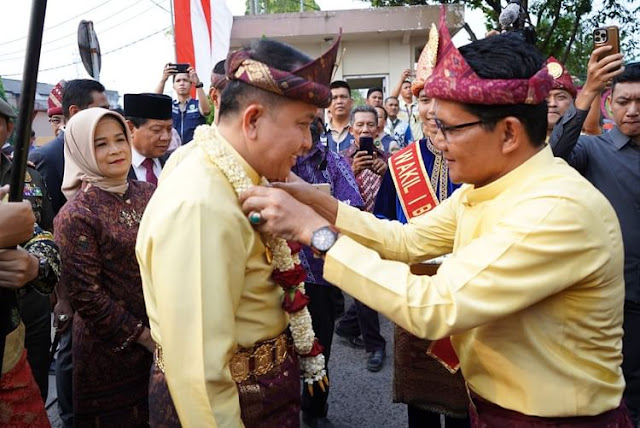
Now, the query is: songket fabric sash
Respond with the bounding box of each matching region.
[149,333,299,428]
[389,142,460,373]
[0,350,49,427]
[469,390,633,428]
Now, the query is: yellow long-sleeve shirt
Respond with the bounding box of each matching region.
[324,145,625,417]
[136,126,287,427]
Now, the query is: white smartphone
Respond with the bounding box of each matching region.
[311,183,331,195]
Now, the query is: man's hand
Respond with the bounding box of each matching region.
[0,248,39,290]
[371,155,388,176]
[352,150,373,175]
[188,67,201,86]
[400,69,412,82]
[240,186,329,246]
[161,63,177,82]
[52,298,74,333]
[136,327,156,353]
[582,46,624,95]
[0,185,36,248]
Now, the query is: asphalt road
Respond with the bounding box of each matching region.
[47,296,410,427]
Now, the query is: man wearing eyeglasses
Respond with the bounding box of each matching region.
[239,16,631,426]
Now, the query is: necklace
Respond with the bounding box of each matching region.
[194,125,328,390]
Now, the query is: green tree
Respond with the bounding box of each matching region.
[245,0,321,14]
[369,0,640,79]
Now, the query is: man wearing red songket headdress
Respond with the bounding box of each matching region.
[240,9,633,427]
[137,36,339,427]
[545,57,577,139]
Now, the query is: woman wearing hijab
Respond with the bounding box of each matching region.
[54,108,155,427]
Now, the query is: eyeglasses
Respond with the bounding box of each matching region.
[433,118,484,142]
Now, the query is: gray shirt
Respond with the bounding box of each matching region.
[550,108,640,302]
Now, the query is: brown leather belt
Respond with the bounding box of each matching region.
[154,333,289,384]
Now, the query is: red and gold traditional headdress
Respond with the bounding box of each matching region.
[225,32,342,108]
[412,24,439,97]
[47,80,66,117]
[545,56,577,98]
[424,8,554,105]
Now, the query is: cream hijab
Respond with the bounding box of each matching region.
[62,107,132,200]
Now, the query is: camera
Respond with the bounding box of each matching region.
[499,0,537,45]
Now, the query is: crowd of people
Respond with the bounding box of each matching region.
[0,7,639,428]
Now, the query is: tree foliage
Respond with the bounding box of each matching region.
[246,0,321,14]
[370,0,640,81]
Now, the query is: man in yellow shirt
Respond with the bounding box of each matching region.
[240,15,632,427]
[136,37,339,426]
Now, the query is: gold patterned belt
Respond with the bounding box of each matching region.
[154,344,166,374]
[230,333,289,383]
[154,333,289,383]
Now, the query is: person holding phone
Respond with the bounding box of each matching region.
[293,110,364,428]
[550,50,640,423]
[335,105,389,373]
[155,62,210,145]
[240,16,632,425]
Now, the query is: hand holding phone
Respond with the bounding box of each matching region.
[593,26,620,64]
[358,136,375,156]
[169,63,190,74]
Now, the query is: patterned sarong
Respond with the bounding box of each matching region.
[0,350,49,427]
[469,390,633,428]
[149,338,300,428]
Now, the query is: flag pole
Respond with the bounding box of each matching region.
[170,0,177,62]
[0,0,48,374]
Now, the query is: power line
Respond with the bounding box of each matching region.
[0,3,158,62]
[0,0,115,47]
[148,0,170,13]
[0,2,154,57]
[2,26,170,77]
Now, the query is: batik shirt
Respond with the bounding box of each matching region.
[292,144,363,286]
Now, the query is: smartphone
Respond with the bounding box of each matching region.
[593,26,620,63]
[311,183,331,195]
[359,136,375,156]
[169,63,190,74]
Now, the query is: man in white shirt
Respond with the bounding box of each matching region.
[124,93,173,185]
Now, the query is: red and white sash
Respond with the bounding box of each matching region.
[388,141,460,373]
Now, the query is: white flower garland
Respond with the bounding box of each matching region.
[194,125,327,385]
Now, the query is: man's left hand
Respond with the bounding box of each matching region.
[240,186,329,246]
[0,248,39,290]
[371,156,388,176]
[188,67,201,86]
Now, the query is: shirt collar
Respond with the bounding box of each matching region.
[298,143,323,164]
[131,147,146,168]
[217,129,261,185]
[609,126,633,150]
[463,145,554,205]
[327,120,349,133]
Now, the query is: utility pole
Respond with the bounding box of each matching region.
[300,0,304,12]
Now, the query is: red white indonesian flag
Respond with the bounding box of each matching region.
[172,0,233,93]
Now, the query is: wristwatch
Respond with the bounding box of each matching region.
[38,257,50,280]
[310,226,340,256]
[195,82,204,88]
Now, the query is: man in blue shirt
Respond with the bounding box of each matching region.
[550,56,639,424]
[155,63,210,145]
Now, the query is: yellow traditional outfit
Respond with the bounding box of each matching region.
[324,145,626,417]
[136,130,289,427]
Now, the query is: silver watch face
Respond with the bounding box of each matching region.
[312,227,337,252]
